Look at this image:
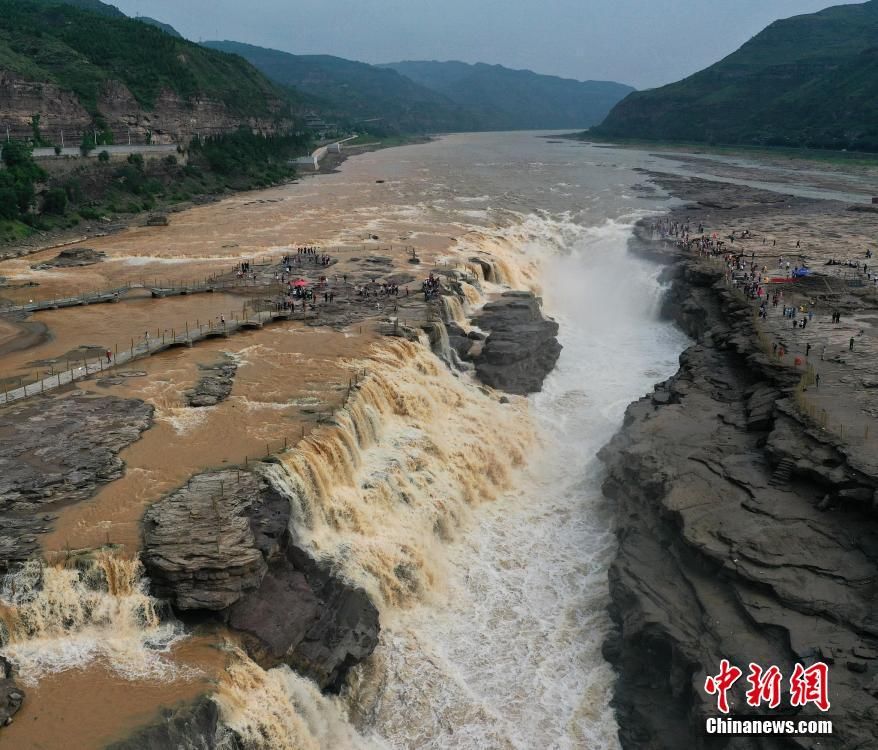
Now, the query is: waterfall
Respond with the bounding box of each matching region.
[214,649,383,750]
[460,282,482,307]
[265,338,533,608]
[438,295,467,327]
[0,554,183,684]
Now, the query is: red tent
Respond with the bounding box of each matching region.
[292,279,308,287]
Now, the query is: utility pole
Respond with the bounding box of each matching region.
[60,129,65,148]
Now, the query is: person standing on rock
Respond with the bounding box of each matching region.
[850,337,855,351]
[106,349,112,364]
[806,343,811,358]
[815,373,820,388]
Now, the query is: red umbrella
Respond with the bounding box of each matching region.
[292,279,309,287]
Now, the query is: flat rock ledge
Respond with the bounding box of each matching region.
[472,291,562,394]
[30,247,106,270]
[600,254,878,750]
[141,467,379,692]
[0,393,153,571]
[185,355,237,407]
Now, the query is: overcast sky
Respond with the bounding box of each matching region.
[111,0,861,89]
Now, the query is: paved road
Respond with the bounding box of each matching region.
[32,144,178,159]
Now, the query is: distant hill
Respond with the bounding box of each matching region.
[136,16,183,38]
[204,42,633,133]
[50,0,125,17]
[383,60,634,130]
[0,1,307,143]
[202,41,481,134]
[594,0,878,151]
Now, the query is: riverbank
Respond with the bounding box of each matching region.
[601,173,878,749]
[0,135,431,267]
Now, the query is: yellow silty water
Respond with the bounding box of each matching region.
[269,337,534,608]
[0,553,182,683]
[214,647,382,750]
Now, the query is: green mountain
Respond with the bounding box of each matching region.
[202,41,480,134]
[0,0,298,118]
[203,42,633,133]
[136,16,184,38]
[383,60,634,130]
[50,0,125,17]
[594,0,878,151]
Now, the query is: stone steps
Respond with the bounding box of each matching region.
[769,457,796,486]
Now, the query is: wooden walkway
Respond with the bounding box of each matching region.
[0,307,316,406]
[0,278,271,315]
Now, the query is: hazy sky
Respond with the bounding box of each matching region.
[111,0,862,89]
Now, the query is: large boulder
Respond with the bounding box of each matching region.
[185,355,237,408]
[141,471,272,611]
[105,696,235,750]
[141,467,379,691]
[472,291,561,394]
[31,247,106,270]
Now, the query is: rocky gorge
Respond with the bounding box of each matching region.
[600,184,878,749]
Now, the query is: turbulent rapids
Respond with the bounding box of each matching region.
[0,555,181,683]
[272,338,533,608]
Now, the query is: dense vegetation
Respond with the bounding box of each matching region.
[188,128,310,181]
[0,129,311,243]
[0,141,44,222]
[0,0,296,116]
[383,61,634,130]
[135,17,183,38]
[593,0,878,152]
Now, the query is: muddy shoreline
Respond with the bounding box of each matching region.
[0,138,430,264]
[602,174,878,749]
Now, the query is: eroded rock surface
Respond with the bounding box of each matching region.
[472,291,561,394]
[185,355,237,407]
[105,696,235,750]
[0,656,24,728]
[31,248,106,270]
[141,467,379,691]
[0,393,152,569]
[601,258,878,749]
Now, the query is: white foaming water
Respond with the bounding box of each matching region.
[0,556,187,685]
[345,213,689,749]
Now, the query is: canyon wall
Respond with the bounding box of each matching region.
[601,246,878,749]
[0,72,290,145]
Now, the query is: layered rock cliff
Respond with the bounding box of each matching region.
[600,254,878,748]
[0,71,291,144]
[141,467,380,693]
[472,290,562,394]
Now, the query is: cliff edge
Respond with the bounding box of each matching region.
[600,254,878,749]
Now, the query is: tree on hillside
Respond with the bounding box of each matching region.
[0,140,45,218]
